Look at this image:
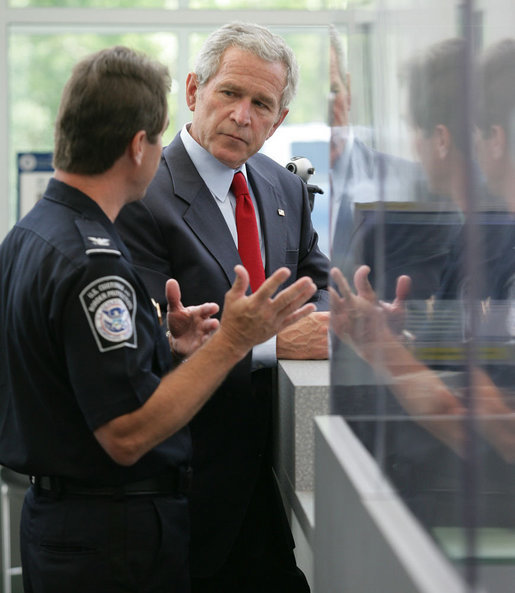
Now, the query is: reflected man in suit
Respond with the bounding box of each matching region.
[116,21,329,593]
[329,26,441,301]
[330,37,470,529]
[330,38,515,533]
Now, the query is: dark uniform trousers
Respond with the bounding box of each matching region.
[21,486,190,593]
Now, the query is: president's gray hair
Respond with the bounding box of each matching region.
[194,22,299,112]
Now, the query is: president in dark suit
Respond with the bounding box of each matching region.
[116,22,329,593]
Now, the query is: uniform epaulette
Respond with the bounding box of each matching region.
[75,218,121,256]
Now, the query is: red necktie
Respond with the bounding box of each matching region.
[231,172,265,292]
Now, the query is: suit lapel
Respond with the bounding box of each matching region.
[163,137,241,286]
[162,137,289,284]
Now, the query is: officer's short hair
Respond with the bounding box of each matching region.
[476,38,515,143]
[53,45,170,175]
[193,21,299,113]
[405,38,467,151]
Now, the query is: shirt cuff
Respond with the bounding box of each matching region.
[251,336,277,371]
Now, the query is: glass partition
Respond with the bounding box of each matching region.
[329,1,515,591]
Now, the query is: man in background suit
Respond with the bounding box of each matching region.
[328,26,448,302]
[116,22,329,593]
[331,37,515,534]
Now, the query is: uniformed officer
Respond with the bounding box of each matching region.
[0,46,317,593]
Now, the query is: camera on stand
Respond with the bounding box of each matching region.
[285,156,324,212]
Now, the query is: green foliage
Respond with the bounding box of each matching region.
[9,32,178,153]
[11,0,179,7]
[7,20,338,223]
[10,0,371,7]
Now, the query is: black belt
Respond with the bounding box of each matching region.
[30,467,192,498]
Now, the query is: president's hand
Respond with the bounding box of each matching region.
[276,312,329,359]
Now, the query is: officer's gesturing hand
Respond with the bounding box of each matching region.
[94,264,317,466]
[217,265,317,359]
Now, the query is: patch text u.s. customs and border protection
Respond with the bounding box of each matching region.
[79,275,138,352]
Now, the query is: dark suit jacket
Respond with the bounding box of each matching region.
[116,132,329,576]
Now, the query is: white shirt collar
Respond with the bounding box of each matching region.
[180,124,248,202]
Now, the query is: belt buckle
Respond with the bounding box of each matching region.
[29,475,40,495]
[31,476,64,498]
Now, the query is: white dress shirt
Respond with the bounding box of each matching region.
[181,124,276,369]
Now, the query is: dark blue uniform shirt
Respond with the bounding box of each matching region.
[0,178,191,484]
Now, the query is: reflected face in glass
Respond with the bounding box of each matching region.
[412,126,442,194]
[186,47,288,169]
[329,46,351,128]
[474,127,495,192]
[474,126,507,199]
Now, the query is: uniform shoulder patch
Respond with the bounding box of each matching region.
[79,276,137,352]
[75,218,121,256]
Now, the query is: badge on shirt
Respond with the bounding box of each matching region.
[79,276,137,352]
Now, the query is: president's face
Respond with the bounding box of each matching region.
[186,46,289,169]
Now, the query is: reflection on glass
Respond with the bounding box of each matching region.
[329,4,515,591]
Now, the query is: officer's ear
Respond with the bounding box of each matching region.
[128,130,147,166]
